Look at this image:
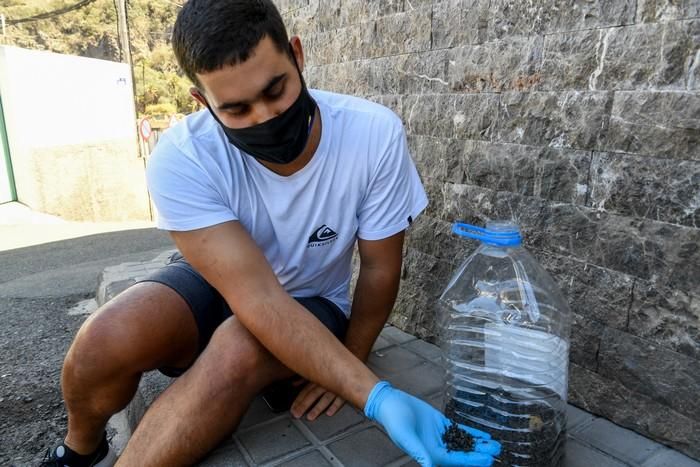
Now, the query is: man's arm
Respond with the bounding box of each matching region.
[170,221,379,409]
[291,231,404,419]
[345,231,404,361]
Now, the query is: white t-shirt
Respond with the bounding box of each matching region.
[146,89,428,316]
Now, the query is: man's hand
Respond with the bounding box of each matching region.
[291,381,346,421]
[364,382,501,467]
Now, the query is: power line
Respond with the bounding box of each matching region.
[6,0,99,25]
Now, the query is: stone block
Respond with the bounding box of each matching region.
[381,325,418,344]
[575,417,665,465]
[540,28,600,91]
[495,91,612,151]
[451,93,500,141]
[404,215,469,263]
[538,252,635,330]
[366,56,402,95]
[402,93,499,141]
[636,0,700,22]
[540,22,697,90]
[490,191,549,248]
[488,0,634,39]
[369,94,403,117]
[569,363,700,460]
[274,0,308,14]
[393,247,458,337]
[315,60,372,96]
[237,418,310,464]
[308,0,342,32]
[282,2,319,37]
[408,136,465,184]
[656,20,699,90]
[439,181,493,228]
[593,21,696,91]
[371,7,432,58]
[604,91,700,160]
[416,178,445,220]
[569,313,605,371]
[546,0,636,33]
[597,24,665,90]
[431,0,490,49]
[589,152,700,227]
[401,94,442,137]
[337,0,405,29]
[628,220,700,293]
[303,30,334,66]
[539,207,700,294]
[446,36,543,93]
[458,141,591,204]
[629,280,700,359]
[327,427,405,466]
[597,328,700,420]
[399,49,450,94]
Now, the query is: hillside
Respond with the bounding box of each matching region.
[0,0,194,114]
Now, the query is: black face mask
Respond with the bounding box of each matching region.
[205,49,317,165]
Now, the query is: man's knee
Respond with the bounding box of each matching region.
[203,318,284,391]
[64,304,137,383]
[65,283,198,382]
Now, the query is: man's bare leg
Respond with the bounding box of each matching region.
[61,282,199,454]
[116,316,292,467]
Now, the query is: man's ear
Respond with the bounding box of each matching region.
[289,35,305,72]
[190,87,207,107]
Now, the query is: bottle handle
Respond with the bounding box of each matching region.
[452,223,521,246]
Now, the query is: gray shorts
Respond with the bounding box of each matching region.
[138,252,349,377]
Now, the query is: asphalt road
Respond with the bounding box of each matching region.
[0,227,172,466]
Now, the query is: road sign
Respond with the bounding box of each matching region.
[139,118,152,141]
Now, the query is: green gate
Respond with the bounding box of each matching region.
[0,91,17,204]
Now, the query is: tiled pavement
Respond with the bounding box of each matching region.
[99,251,700,467]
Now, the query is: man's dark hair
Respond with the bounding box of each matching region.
[172,0,290,87]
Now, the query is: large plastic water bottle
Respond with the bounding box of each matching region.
[438,221,571,467]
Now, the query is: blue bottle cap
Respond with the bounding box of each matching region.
[452,221,522,247]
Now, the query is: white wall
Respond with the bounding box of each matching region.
[0,46,150,221]
[0,45,138,148]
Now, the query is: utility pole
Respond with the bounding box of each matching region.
[115,0,132,66]
[115,0,143,161]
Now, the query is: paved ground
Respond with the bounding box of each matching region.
[99,252,700,467]
[0,211,172,466]
[0,202,155,252]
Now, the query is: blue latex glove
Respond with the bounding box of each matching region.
[364,381,501,467]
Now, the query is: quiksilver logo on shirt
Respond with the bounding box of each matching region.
[308,225,338,248]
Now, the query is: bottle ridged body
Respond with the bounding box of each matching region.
[439,240,571,467]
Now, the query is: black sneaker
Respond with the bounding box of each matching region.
[40,432,117,467]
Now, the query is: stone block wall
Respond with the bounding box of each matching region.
[275,0,700,458]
